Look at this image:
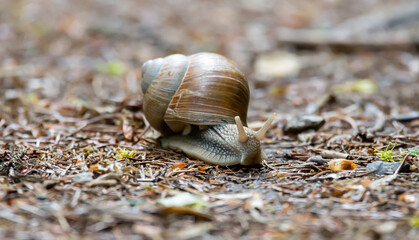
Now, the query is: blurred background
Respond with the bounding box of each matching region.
[1,0,419,122]
[1,2,419,238]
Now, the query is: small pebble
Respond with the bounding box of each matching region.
[72,172,93,183]
[366,161,410,176]
[283,115,325,134]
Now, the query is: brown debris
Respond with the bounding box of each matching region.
[1,0,419,239]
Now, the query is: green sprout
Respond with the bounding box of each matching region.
[374,142,397,162]
[398,148,419,157]
[408,148,419,157]
[115,147,135,160]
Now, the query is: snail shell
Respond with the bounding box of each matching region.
[141,52,275,166]
[141,52,249,135]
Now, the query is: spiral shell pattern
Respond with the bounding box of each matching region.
[141,52,249,136]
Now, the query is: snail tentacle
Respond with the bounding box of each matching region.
[255,113,277,141]
[234,116,248,143]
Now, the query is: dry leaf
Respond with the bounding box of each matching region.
[160,206,212,220]
[158,192,207,208]
[266,171,292,178]
[198,166,206,171]
[321,150,349,159]
[328,159,357,172]
[122,118,134,141]
[398,193,417,204]
[86,179,118,187]
[122,166,139,174]
[89,164,102,172]
[209,180,226,185]
[171,163,186,170]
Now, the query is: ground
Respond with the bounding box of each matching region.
[0,0,418,239]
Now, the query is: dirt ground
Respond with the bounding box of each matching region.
[1,0,419,239]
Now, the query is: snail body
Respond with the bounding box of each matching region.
[141,52,275,166]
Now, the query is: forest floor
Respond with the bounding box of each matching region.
[1,0,418,239]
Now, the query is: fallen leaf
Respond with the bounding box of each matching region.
[328,159,357,172]
[209,180,226,185]
[89,164,102,172]
[398,193,417,204]
[197,166,206,171]
[266,171,292,178]
[160,206,212,220]
[158,192,207,208]
[122,118,134,141]
[122,166,139,175]
[171,163,186,170]
[320,150,349,159]
[86,179,118,187]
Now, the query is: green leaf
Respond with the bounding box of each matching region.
[115,147,135,159]
[408,148,419,157]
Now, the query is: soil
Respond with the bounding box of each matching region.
[0,0,418,239]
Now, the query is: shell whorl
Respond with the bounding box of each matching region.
[141,52,249,136]
[141,54,189,94]
[141,57,162,94]
[141,54,190,135]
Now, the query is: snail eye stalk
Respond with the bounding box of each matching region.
[255,113,277,141]
[235,116,248,143]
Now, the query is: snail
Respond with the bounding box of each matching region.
[141,52,276,166]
